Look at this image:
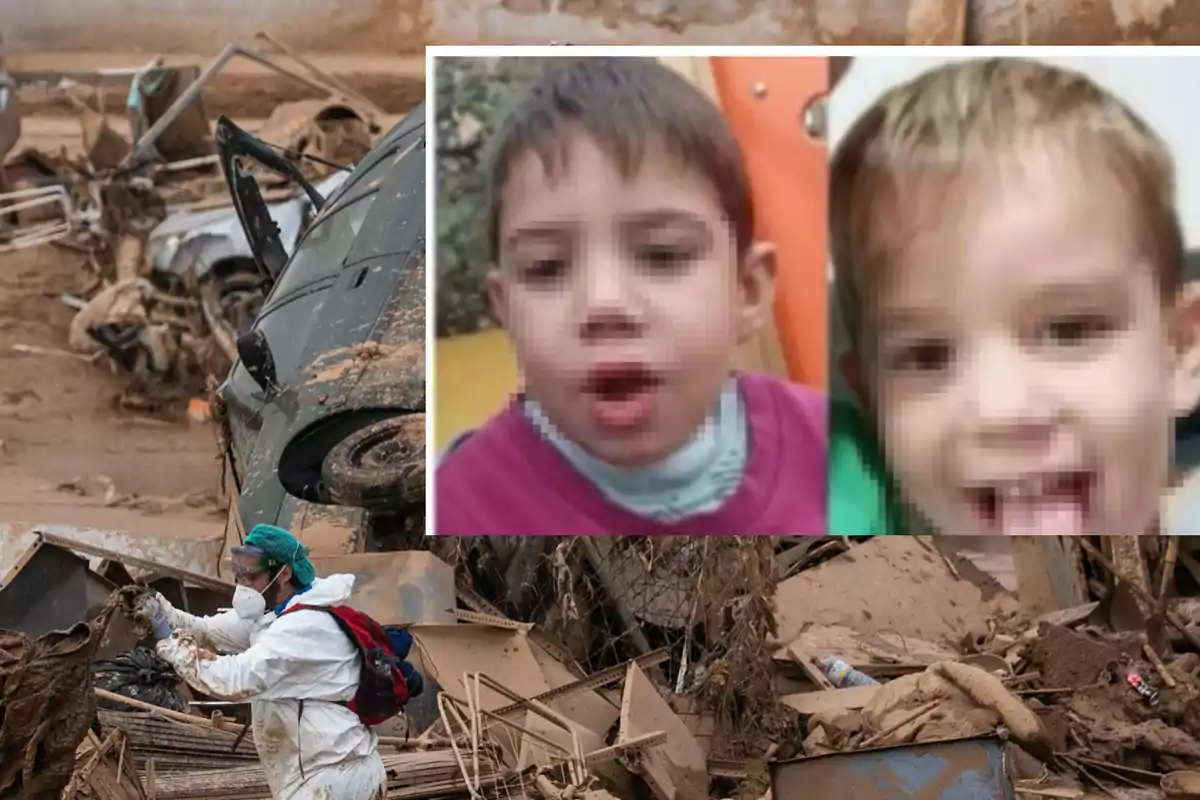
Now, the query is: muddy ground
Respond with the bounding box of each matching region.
[12,52,425,120]
[0,95,230,538]
[0,246,225,537]
[0,52,428,539]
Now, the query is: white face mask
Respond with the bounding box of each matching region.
[231,566,288,620]
[232,585,267,620]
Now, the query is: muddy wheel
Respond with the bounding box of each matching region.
[322,414,425,510]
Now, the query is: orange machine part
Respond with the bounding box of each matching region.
[711,57,829,390]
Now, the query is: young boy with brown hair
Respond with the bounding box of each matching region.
[830,57,1186,536]
[435,56,827,536]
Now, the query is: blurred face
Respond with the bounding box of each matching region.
[489,130,774,467]
[860,153,1175,535]
[232,555,291,605]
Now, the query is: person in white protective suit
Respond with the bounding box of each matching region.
[139,524,387,800]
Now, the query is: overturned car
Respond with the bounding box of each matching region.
[214,103,425,539]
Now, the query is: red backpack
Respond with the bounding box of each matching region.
[282,604,411,726]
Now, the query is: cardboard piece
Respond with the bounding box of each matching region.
[412,625,552,710]
[517,708,604,771]
[782,685,881,717]
[80,105,130,169]
[311,551,455,626]
[531,642,621,737]
[773,537,987,650]
[619,663,708,800]
[773,624,957,670]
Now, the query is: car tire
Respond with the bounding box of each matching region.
[322,413,425,510]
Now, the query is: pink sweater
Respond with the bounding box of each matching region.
[434,372,827,536]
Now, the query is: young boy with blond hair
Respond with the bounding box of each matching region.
[436,56,828,536]
[830,57,1185,536]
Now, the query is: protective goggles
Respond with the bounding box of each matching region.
[229,544,280,581]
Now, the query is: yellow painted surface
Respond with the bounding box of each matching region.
[434,329,519,452]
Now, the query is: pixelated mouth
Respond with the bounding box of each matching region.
[582,363,663,431]
[583,364,663,401]
[965,471,1094,535]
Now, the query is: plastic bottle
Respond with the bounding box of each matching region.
[816,656,880,688]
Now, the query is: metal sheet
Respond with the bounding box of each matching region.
[2,523,226,579]
[0,541,115,637]
[771,736,1014,800]
[37,530,233,592]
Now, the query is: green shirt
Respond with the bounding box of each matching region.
[827,399,905,535]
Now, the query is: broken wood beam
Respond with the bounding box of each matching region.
[98,710,257,761]
[783,641,836,690]
[1014,537,1088,617]
[1160,536,1181,603]
[1077,537,1200,652]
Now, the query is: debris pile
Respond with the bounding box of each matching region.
[0,586,138,799]
[771,536,1200,800]
[2,526,1199,799]
[3,37,386,404]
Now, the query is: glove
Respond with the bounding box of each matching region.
[138,591,163,619]
[150,615,173,641]
[141,592,171,639]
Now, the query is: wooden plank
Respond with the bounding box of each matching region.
[218,493,243,583]
[783,640,836,690]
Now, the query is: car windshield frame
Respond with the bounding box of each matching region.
[251,107,426,308]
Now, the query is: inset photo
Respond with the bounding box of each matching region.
[827,54,1200,537]
[430,50,831,536]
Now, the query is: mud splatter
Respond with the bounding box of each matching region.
[294,501,366,556]
[159,632,249,700]
[256,709,288,757]
[306,341,390,387]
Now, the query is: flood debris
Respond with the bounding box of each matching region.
[63,727,148,800]
[2,37,384,406]
[3,531,1198,798]
[769,536,1200,800]
[0,587,130,798]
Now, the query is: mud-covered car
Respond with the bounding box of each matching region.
[214,103,425,538]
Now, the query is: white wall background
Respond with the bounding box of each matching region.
[829,54,1200,250]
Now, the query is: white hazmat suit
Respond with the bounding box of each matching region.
[153,574,386,800]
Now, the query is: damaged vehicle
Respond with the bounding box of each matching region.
[214,103,425,536]
[143,168,351,367]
